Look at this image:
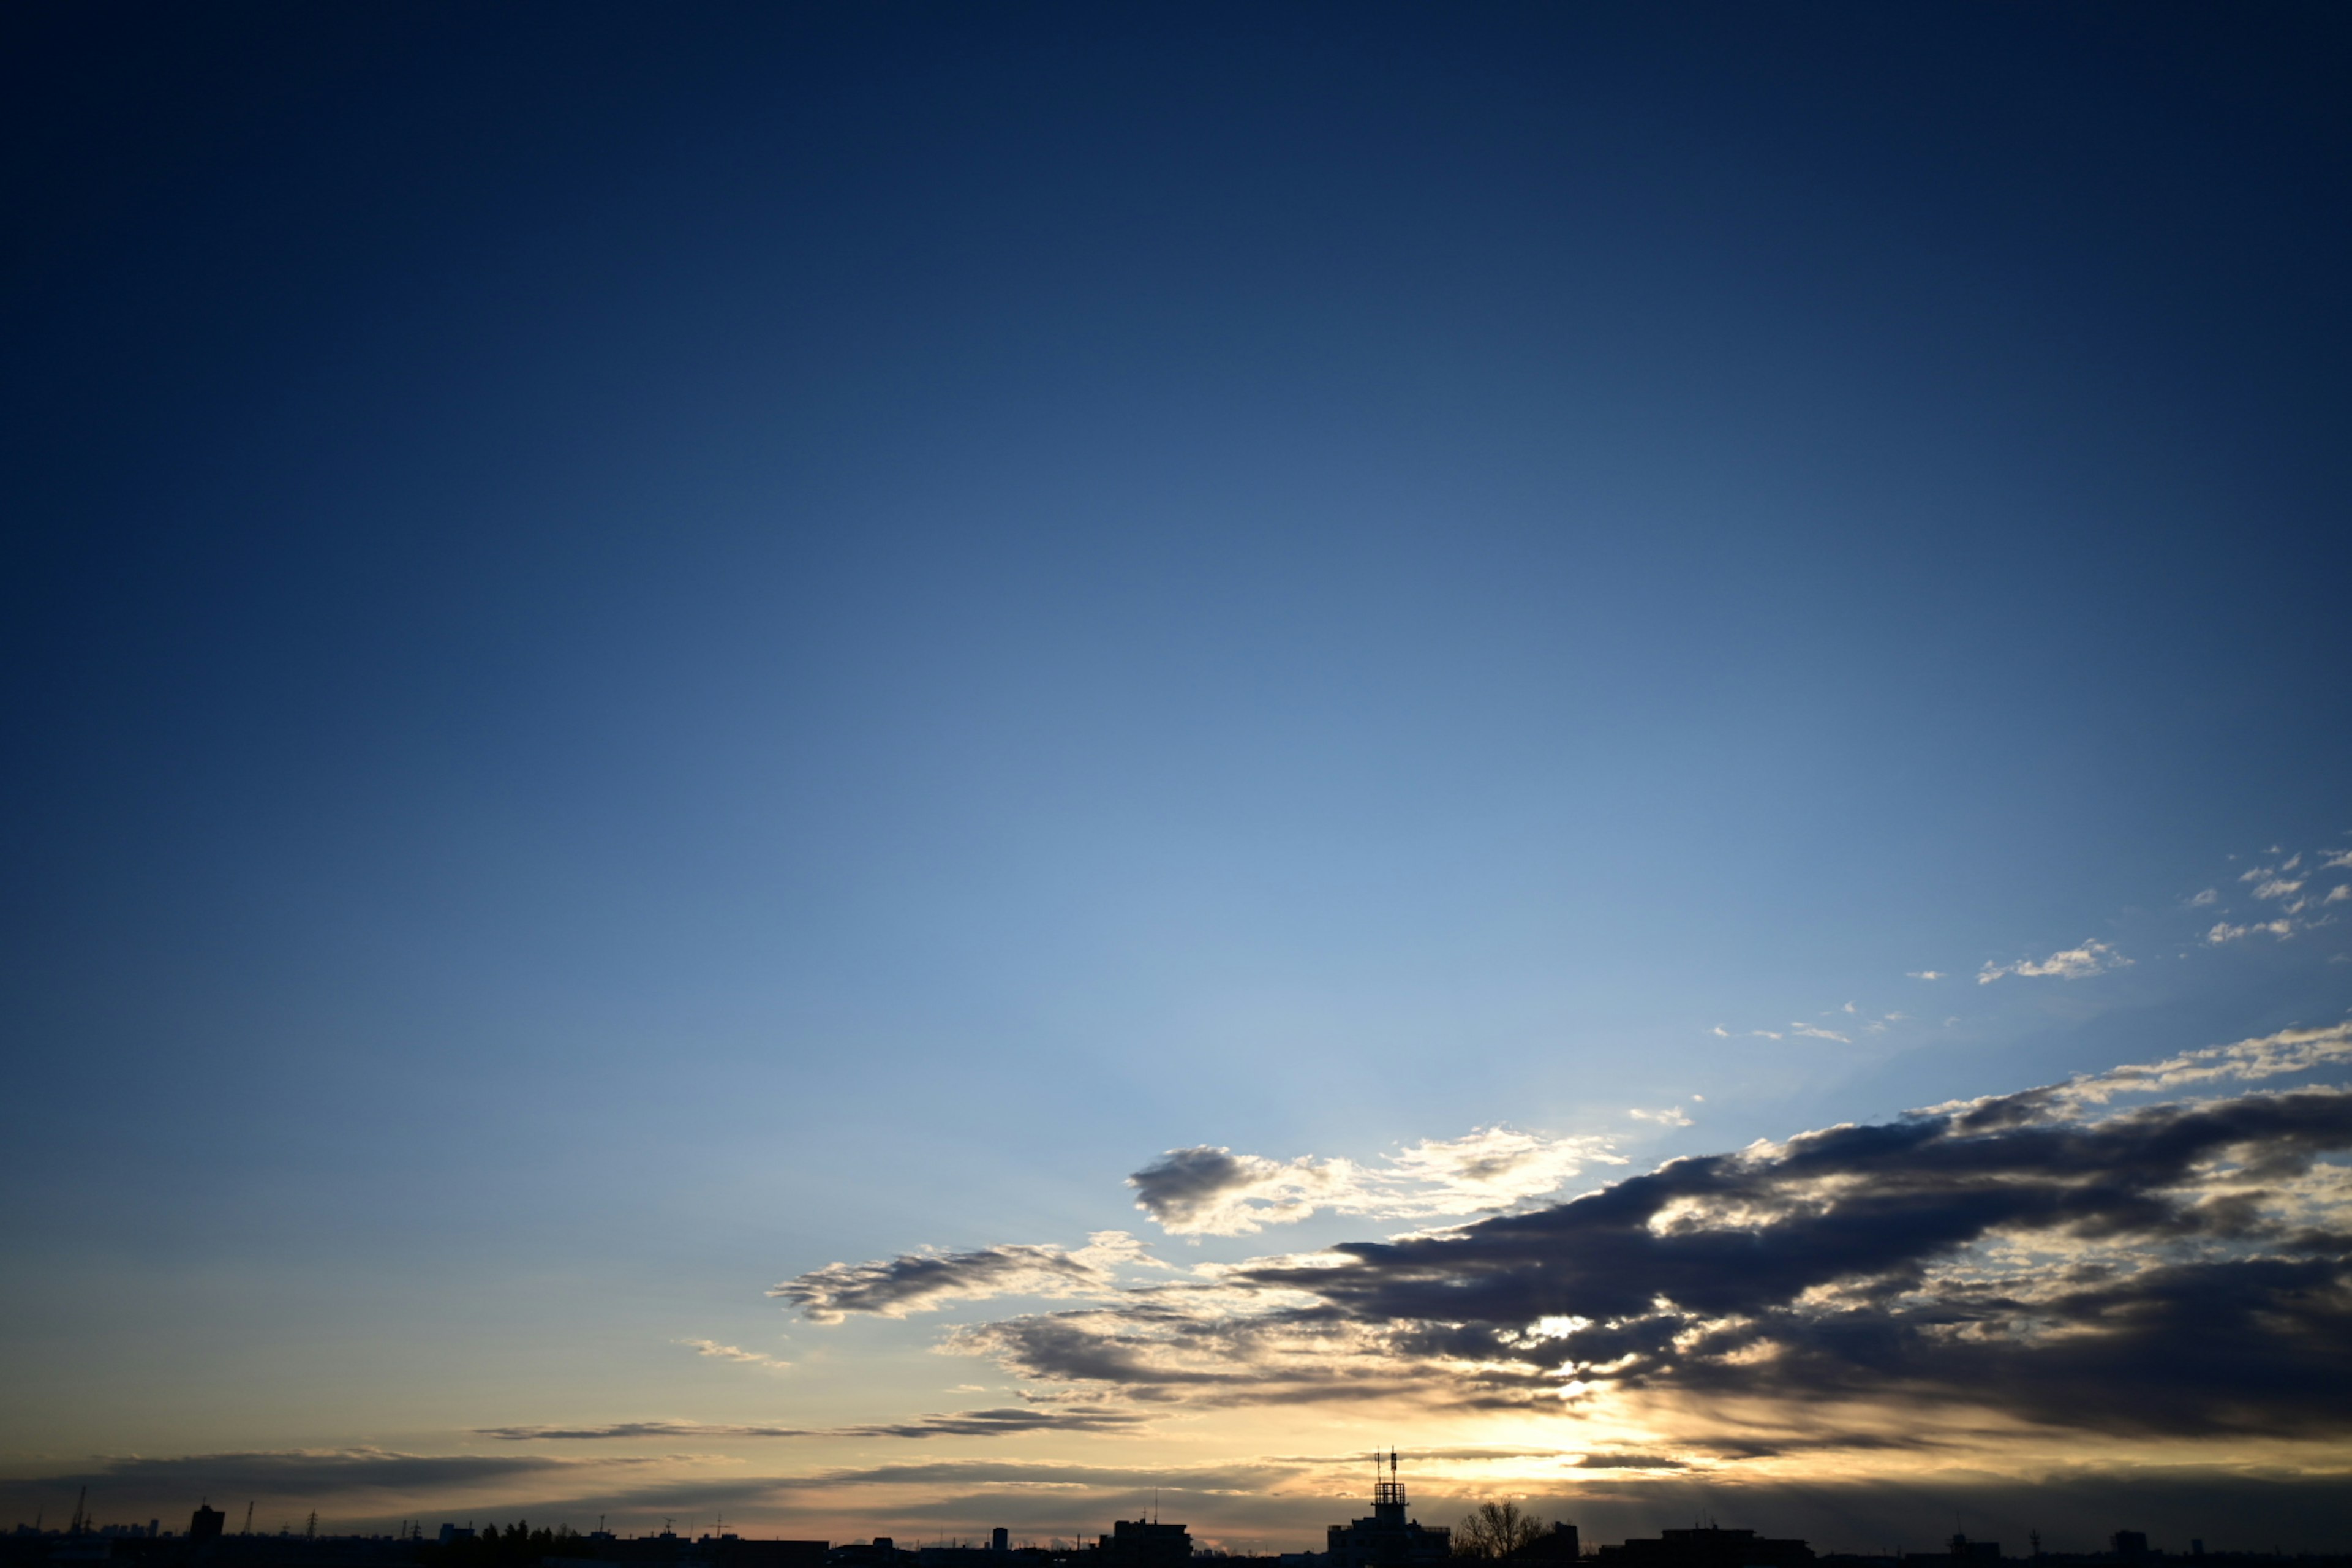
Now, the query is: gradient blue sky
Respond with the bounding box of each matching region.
[4,2,2351,1552]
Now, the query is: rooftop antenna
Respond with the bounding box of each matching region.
[244,1504,255,1537]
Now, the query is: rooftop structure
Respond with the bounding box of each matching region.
[1100,1520,1191,1568]
[1326,1452,1450,1568]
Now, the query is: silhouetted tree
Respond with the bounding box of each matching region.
[1455,1502,1546,1560]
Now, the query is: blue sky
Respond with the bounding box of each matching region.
[4,2,2351,1553]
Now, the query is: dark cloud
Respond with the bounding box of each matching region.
[1229,1085,2352,1434]
[846,1408,1148,1439]
[1265,1448,1581,1463]
[1,1450,636,1498]
[935,1080,2352,1441]
[772,1235,1161,1322]
[478,1422,818,1441]
[477,1408,1148,1443]
[773,1246,1104,1322]
[1125,1147,1341,1237]
[1565,1455,1689,1471]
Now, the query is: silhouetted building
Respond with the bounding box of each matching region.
[190,1510,225,1545]
[1325,1455,1449,1568]
[1509,1525,1580,1564]
[829,1543,909,1568]
[1100,1521,1190,1568]
[2113,1537,2149,1564]
[1595,1528,1812,1568]
[715,1542,829,1568]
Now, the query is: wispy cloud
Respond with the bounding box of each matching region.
[772,1232,1158,1321]
[1628,1106,1694,1128]
[1927,1022,2352,1120]
[1123,1128,1619,1237]
[2207,919,2294,944]
[1377,1126,1625,1215]
[1906,970,1945,979]
[1977,938,2132,984]
[1123,1148,1363,1237]
[680,1338,791,1370]
[1787,1022,1850,1043]
[477,1406,1150,1442]
[2187,889,2218,908]
[0,1449,652,1497]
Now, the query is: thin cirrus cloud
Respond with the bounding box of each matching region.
[771,1231,1161,1323]
[782,1023,2352,1451]
[1123,1126,1623,1237]
[475,1406,1150,1442]
[0,1448,655,1497]
[1976,937,2132,984]
[679,1338,791,1370]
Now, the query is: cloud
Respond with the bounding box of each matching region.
[772,1232,1157,1322]
[2329,884,2351,905]
[1629,1107,1694,1128]
[1977,938,2132,984]
[1907,971,1945,979]
[1125,1129,1618,1237]
[1926,1023,2352,1121]
[918,1028,2352,1449]
[680,1338,791,1370]
[1788,1022,1850,1043]
[2253,878,2305,900]
[2187,889,2218,908]
[2322,849,2352,870]
[0,1449,646,1498]
[1126,1147,1363,1236]
[1377,1127,1624,1216]
[2207,919,2293,944]
[476,1407,1150,1442]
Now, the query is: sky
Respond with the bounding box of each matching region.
[3,0,2351,1555]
